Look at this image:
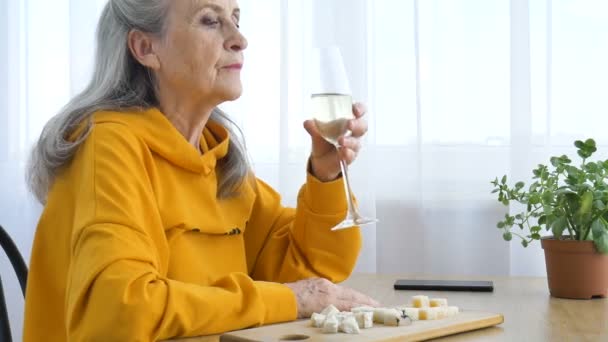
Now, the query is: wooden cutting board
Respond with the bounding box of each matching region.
[220,310,504,341]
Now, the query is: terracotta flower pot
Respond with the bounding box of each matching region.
[541,236,608,299]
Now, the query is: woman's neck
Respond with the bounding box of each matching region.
[157,90,216,154]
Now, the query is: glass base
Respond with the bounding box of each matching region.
[330,217,378,231]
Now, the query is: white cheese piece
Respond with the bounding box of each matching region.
[310,312,326,327]
[351,306,375,313]
[447,306,460,317]
[412,295,430,308]
[419,307,439,320]
[320,304,340,317]
[322,315,339,334]
[339,316,361,334]
[430,298,448,307]
[354,311,374,329]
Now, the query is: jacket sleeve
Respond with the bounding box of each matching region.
[245,172,363,284]
[65,124,296,341]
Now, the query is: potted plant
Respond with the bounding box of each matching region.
[491,138,608,299]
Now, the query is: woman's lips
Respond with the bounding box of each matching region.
[223,63,243,70]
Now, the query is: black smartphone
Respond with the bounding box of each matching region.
[393,279,494,292]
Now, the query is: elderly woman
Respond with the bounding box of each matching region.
[23,0,377,341]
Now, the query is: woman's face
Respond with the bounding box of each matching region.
[154,0,247,105]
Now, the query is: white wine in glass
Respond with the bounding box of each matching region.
[311,93,352,145]
[310,47,377,231]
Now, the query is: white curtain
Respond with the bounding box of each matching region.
[2,0,608,339]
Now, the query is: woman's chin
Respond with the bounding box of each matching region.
[219,87,243,102]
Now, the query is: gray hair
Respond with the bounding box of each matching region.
[27,0,250,204]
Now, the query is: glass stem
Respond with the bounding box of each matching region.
[339,158,360,220]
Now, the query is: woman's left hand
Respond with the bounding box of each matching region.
[304,102,369,182]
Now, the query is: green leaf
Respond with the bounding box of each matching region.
[521,240,529,247]
[515,181,525,189]
[531,226,541,233]
[578,191,594,216]
[545,214,556,229]
[501,175,507,185]
[538,215,546,225]
[591,218,606,237]
[585,138,596,148]
[502,199,509,206]
[552,217,568,238]
[491,189,499,194]
[595,200,606,211]
[542,191,554,204]
[503,232,513,241]
[585,162,598,173]
[531,233,541,240]
[565,192,580,211]
[497,222,505,229]
[593,229,608,254]
[566,166,580,177]
[529,194,541,205]
[574,140,585,149]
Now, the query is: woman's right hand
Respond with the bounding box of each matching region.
[284,278,380,318]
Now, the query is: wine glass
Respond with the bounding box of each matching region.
[309,46,377,231]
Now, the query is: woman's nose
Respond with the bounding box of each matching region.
[225,26,248,52]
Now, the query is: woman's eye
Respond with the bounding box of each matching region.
[201,16,219,26]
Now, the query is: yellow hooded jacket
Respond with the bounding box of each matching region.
[23,108,362,341]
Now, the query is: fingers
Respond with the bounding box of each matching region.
[303,119,321,138]
[349,103,368,138]
[348,118,368,138]
[353,103,367,118]
[337,287,381,308]
[338,137,361,153]
[337,147,356,165]
[286,278,380,318]
[336,136,360,164]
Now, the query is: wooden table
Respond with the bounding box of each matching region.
[171,273,608,342]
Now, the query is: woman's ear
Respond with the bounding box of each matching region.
[127,30,161,70]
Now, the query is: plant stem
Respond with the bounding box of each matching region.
[522,206,542,229]
[562,202,577,239]
[511,232,529,240]
[583,209,608,240]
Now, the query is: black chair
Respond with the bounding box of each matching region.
[0,225,28,342]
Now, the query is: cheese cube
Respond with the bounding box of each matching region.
[418,307,438,320]
[351,306,375,313]
[412,295,430,308]
[372,308,386,323]
[447,306,460,317]
[384,308,413,326]
[435,307,448,319]
[400,307,419,321]
[382,308,400,326]
[430,298,448,307]
[310,312,326,327]
[322,315,339,334]
[339,316,361,334]
[354,311,374,329]
[320,304,339,317]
